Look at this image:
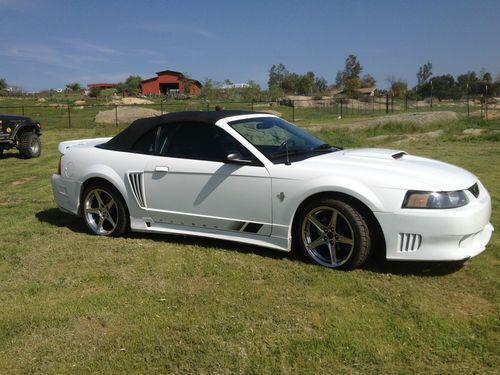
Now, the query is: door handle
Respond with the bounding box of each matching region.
[154,166,169,172]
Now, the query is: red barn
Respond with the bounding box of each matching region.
[141,70,202,96]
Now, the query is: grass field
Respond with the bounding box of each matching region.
[0,115,498,373]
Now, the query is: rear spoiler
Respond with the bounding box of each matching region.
[58,137,112,154]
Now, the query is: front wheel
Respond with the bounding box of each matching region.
[82,182,129,237]
[295,198,372,270]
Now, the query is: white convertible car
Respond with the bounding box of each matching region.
[52,111,493,269]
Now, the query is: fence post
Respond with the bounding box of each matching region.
[67,105,71,128]
[251,100,254,111]
[385,94,389,114]
[115,105,118,128]
[340,101,343,117]
[206,103,210,111]
[22,106,25,116]
[160,102,163,115]
[292,101,295,121]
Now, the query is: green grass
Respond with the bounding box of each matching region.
[0,117,498,374]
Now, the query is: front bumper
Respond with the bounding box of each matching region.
[376,185,493,261]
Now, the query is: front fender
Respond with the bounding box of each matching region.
[271,175,395,244]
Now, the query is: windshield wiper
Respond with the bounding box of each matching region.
[313,143,332,150]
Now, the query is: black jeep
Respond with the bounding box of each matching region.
[0,114,42,158]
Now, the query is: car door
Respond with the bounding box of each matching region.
[143,122,273,236]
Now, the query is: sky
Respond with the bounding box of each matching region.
[1,0,499,92]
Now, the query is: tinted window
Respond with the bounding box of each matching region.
[131,124,177,154]
[167,123,253,162]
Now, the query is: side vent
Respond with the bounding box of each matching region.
[398,233,422,252]
[128,172,146,208]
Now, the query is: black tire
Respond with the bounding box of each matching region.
[81,182,129,237]
[18,132,41,158]
[294,198,371,270]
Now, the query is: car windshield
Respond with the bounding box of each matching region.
[228,116,339,164]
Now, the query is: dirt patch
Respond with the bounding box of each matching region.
[462,128,486,136]
[74,99,86,105]
[48,103,69,109]
[310,111,459,132]
[11,176,36,186]
[261,110,282,117]
[395,130,444,144]
[108,97,154,105]
[95,107,162,124]
[368,130,444,144]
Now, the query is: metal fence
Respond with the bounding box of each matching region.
[0,96,497,130]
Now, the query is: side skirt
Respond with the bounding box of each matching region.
[130,216,289,252]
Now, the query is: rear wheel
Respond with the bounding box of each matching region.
[18,132,41,158]
[295,198,371,270]
[82,182,129,237]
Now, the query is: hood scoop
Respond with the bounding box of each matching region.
[342,148,408,161]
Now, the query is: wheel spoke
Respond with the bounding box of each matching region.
[306,236,328,250]
[337,235,354,246]
[307,215,326,233]
[86,208,100,214]
[97,216,104,233]
[105,199,116,210]
[326,241,338,265]
[329,210,338,229]
[105,215,116,229]
[94,191,105,208]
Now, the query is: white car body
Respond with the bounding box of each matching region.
[52,112,493,264]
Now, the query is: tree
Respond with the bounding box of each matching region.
[386,75,407,99]
[268,64,289,90]
[314,77,328,93]
[0,78,7,92]
[361,74,376,88]
[125,75,142,95]
[417,74,461,101]
[335,55,369,96]
[65,82,81,92]
[335,54,363,87]
[416,61,433,85]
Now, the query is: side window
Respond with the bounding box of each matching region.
[166,123,254,163]
[131,127,157,154]
[130,124,177,155]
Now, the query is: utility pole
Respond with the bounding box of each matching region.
[430,80,433,110]
[485,85,488,120]
[466,83,470,118]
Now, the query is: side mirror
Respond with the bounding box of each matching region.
[226,152,252,165]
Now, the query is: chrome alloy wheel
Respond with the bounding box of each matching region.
[301,206,355,268]
[83,188,119,235]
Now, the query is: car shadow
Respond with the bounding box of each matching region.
[36,208,465,276]
[362,256,466,276]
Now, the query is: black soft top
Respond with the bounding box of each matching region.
[99,110,267,151]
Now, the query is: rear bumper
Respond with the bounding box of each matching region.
[376,186,493,261]
[51,174,82,215]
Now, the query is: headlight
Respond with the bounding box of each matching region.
[402,190,469,209]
